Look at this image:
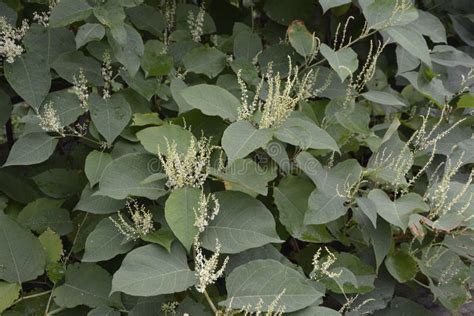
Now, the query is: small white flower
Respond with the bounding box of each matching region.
[110,199,154,241]
[0,17,29,63]
[188,4,205,42]
[101,50,113,100]
[194,238,229,293]
[72,69,89,109]
[194,191,220,233]
[37,101,64,135]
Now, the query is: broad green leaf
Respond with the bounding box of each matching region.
[367,218,391,270]
[274,175,333,242]
[181,84,240,121]
[411,11,447,44]
[3,133,58,167]
[263,0,314,25]
[17,198,73,235]
[108,24,144,77]
[320,44,358,82]
[0,2,16,24]
[127,4,166,36]
[368,189,428,230]
[171,79,193,114]
[214,158,277,197]
[76,23,105,48]
[0,282,20,313]
[42,89,86,126]
[52,51,103,86]
[89,93,132,144]
[23,24,76,65]
[385,27,432,67]
[450,14,474,47]
[85,150,113,187]
[88,306,120,316]
[38,228,63,264]
[200,191,282,254]
[361,91,406,107]
[306,190,346,225]
[233,31,262,60]
[49,0,93,28]
[141,229,175,252]
[274,114,339,152]
[0,89,12,127]
[222,121,272,163]
[335,105,371,134]
[137,124,195,155]
[288,21,316,57]
[141,40,173,77]
[4,53,51,110]
[33,168,86,198]
[318,0,351,13]
[289,305,342,316]
[82,218,134,262]
[53,263,117,308]
[132,113,163,127]
[0,213,46,283]
[182,46,226,78]
[385,250,417,283]
[164,187,201,251]
[430,45,474,68]
[75,186,126,214]
[111,243,195,296]
[220,259,323,312]
[97,153,167,200]
[361,0,418,30]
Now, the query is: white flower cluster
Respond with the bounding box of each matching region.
[228,289,286,316]
[110,199,154,241]
[310,246,342,280]
[194,191,220,233]
[38,101,64,135]
[101,51,113,100]
[237,57,316,129]
[161,301,179,314]
[0,17,29,64]
[72,69,89,109]
[33,0,60,27]
[194,238,229,293]
[187,4,205,42]
[164,0,176,45]
[158,135,216,189]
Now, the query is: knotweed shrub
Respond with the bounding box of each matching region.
[0,0,473,314]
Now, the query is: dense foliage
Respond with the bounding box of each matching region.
[0,0,473,314]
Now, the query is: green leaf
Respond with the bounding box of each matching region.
[274,175,333,242]
[17,198,73,235]
[274,114,339,152]
[3,133,58,167]
[200,191,282,254]
[97,153,167,200]
[49,0,93,28]
[111,243,195,296]
[0,213,46,283]
[85,150,113,187]
[0,282,20,313]
[182,46,226,78]
[141,229,175,252]
[181,84,240,121]
[127,4,166,37]
[33,168,86,198]
[385,250,417,283]
[458,93,474,108]
[385,27,432,67]
[52,51,103,86]
[362,0,418,30]
[263,0,314,25]
[89,93,132,144]
[38,228,63,264]
[132,113,163,126]
[42,89,86,126]
[233,31,262,60]
[23,24,76,65]
[88,306,120,316]
[108,24,144,77]
[141,40,173,77]
[318,0,351,13]
[82,218,134,262]
[75,185,126,214]
[4,52,51,110]
[411,11,447,44]
[368,189,428,231]
[137,124,195,155]
[361,91,406,107]
[220,259,323,312]
[214,158,277,197]
[53,263,118,308]
[164,187,201,251]
[288,21,316,57]
[320,44,358,82]
[222,121,272,163]
[75,23,105,48]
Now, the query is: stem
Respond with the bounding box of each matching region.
[44,284,57,316]
[203,289,218,314]
[46,307,66,316]
[14,290,52,304]
[63,213,89,268]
